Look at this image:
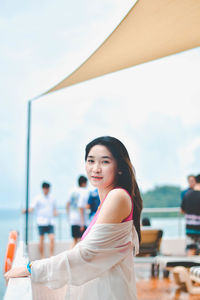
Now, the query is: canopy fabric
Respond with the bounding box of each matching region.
[42,0,200,97]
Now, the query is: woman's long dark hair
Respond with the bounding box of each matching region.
[85,136,143,242]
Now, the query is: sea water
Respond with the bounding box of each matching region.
[0,209,186,298]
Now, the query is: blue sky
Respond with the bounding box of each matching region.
[1,0,200,209]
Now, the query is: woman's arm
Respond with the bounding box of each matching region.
[5,225,134,288]
[4,190,133,287]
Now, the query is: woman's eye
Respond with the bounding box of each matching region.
[87,159,94,163]
[102,160,109,164]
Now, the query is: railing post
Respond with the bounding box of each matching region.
[58,211,62,240]
[25,100,32,248]
[178,212,182,237]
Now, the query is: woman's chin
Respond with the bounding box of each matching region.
[90,182,101,187]
[90,179,103,187]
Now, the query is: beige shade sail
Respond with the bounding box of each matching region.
[41,0,200,97]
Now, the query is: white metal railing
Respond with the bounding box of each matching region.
[142,207,181,213]
[142,207,184,238]
[27,209,71,242]
[20,207,185,242]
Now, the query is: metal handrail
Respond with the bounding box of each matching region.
[142,207,181,213]
[24,206,184,241]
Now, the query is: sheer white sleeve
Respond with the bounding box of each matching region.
[31,222,138,290]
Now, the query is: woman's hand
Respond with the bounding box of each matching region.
[4,266,30,282]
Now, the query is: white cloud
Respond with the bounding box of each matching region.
[178,137,200,182]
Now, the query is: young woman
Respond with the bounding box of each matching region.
[5,136,143,300]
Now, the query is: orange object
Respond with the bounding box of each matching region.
[4,231,18,273]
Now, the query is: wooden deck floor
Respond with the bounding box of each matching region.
[135,263,200,300]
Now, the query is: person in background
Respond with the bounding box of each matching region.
[181,174,200,255]
[142,217,151,226]
[86,188,100,221]
[22,182,58,258]
[181,175,196,200]
[66,175,89,247]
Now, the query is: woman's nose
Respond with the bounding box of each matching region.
[93,162,101,172]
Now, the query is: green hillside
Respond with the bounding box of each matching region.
[142,185,182,208]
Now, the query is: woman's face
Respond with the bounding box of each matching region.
[85,145,118,190]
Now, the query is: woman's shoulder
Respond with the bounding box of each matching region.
[96,188,132,224]
[106,188,132,209]
[108,188,131,200]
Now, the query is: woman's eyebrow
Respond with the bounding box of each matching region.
[87,155,112,159]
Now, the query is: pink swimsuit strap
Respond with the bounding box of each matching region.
[81,188,133,240]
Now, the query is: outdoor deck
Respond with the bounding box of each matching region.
[135,263,200,300]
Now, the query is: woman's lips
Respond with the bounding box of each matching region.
[91,176,103,180]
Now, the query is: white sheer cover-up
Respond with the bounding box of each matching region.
[31,221,139,300]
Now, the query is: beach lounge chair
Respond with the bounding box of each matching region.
[138,229,163,257]
[136,229,163,276]
[190,266,200,284]
[173,266,200,294]
[156,255,200,278]
[156,255,200,269]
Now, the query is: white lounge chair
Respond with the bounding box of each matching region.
[173,266,200,295]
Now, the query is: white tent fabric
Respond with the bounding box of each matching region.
[42,0,200,97]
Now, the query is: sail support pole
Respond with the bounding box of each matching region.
[25,100,32,246]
